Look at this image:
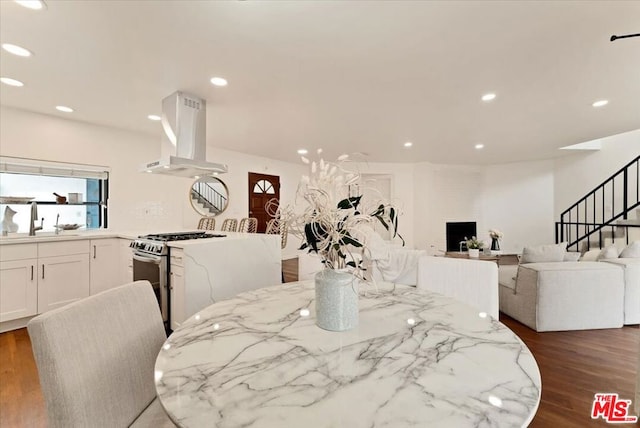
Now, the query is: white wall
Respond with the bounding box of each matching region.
[481,160,555,253]
[553,128,640,219]
[411,161,554,255]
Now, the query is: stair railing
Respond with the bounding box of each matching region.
[191,182,228,213]
[556,155,640,251]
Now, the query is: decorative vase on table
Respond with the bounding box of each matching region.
[490,238,502,255]
[468,248,480,258]
[315,269,359,331]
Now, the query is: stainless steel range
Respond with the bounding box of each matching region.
[130,231,225,329]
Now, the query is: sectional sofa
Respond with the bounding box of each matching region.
[499,241,640,332]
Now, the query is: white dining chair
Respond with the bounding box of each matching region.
[27,281,175,428]
[416,256,499,319]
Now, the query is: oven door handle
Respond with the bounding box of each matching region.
[133,253,163,264]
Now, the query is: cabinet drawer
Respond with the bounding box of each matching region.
[38,240,90,258]
[0,244,38,262]
[170,249,184,267]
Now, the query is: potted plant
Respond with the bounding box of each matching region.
[280,152,402,331]
[465,236,483,258]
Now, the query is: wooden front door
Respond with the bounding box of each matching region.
[248,172,280,233]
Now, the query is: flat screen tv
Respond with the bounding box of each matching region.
[446,222,477,252]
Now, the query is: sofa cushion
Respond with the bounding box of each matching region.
[498,265,518,291]
[620,241,640,258]
[520,242,566,263]
[564,252,581,262]
[597,244,620,260]
[580,249,600,261]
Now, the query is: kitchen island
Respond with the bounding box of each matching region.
[167,232,281,329]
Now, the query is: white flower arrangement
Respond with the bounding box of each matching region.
[465,236,484,250]
[489,229,503,239]
[277,152,402,278]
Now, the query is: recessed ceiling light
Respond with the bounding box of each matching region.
[210,77,228,87]
[475,144,484,149]
[404,142,413,148]
[1,43,33,57]
[481,93,496,102]
[14,0,46,10]
[55,105,74,113]
[0,77,24,87]
[297,149,308,155]
[592,100,609,108]
[147,114,161,121]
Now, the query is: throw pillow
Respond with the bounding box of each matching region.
[620,241,640,258]
[580,249,600,262]
[596,244,620,261]
[520,242,567,264]
[563,252,581,262]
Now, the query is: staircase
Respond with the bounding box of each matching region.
[191,182,227,215]
[556,155,640,252]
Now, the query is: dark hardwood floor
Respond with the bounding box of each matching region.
[0,258,637,427]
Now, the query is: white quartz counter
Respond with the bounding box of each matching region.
[0,228,221,244]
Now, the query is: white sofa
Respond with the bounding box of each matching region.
[499,262,625,332]
[601,258,640,324]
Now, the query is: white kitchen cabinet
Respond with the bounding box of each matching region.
[89,238,121,295]
[0,244,38,322]
[36,240,90,313]
[170,265,185,331]
[37,253,90,312]
[169,248,185,330]
[119,238,133,285]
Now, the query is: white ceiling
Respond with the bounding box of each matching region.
[1,1,639,165]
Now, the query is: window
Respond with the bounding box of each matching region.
[252,179,275,194]
[0,156,109,233]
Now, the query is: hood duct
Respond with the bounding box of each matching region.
[142,91,228,177]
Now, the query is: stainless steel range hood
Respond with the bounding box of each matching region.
[142,91,228,177]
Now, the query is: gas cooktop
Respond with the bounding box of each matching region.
[140,232,226,242]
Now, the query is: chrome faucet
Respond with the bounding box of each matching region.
[29,202,43,236]
[55,213,60,235]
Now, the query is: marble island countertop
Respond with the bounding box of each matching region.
[0,229,257,245]
[155,281,541,428]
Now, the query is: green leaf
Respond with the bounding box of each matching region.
[337,196,362,210]
[340,234,363,247]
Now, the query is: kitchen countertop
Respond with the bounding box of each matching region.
[0,229,231,245]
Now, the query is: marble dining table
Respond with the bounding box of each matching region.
[155,280,541,428]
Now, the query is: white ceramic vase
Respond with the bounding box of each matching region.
[314,269,359,331]
[1,206,19,233]
[468,248,480,258]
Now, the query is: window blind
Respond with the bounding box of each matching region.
[0,156,109,180]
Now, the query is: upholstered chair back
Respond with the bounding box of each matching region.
[27,281,168,427]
